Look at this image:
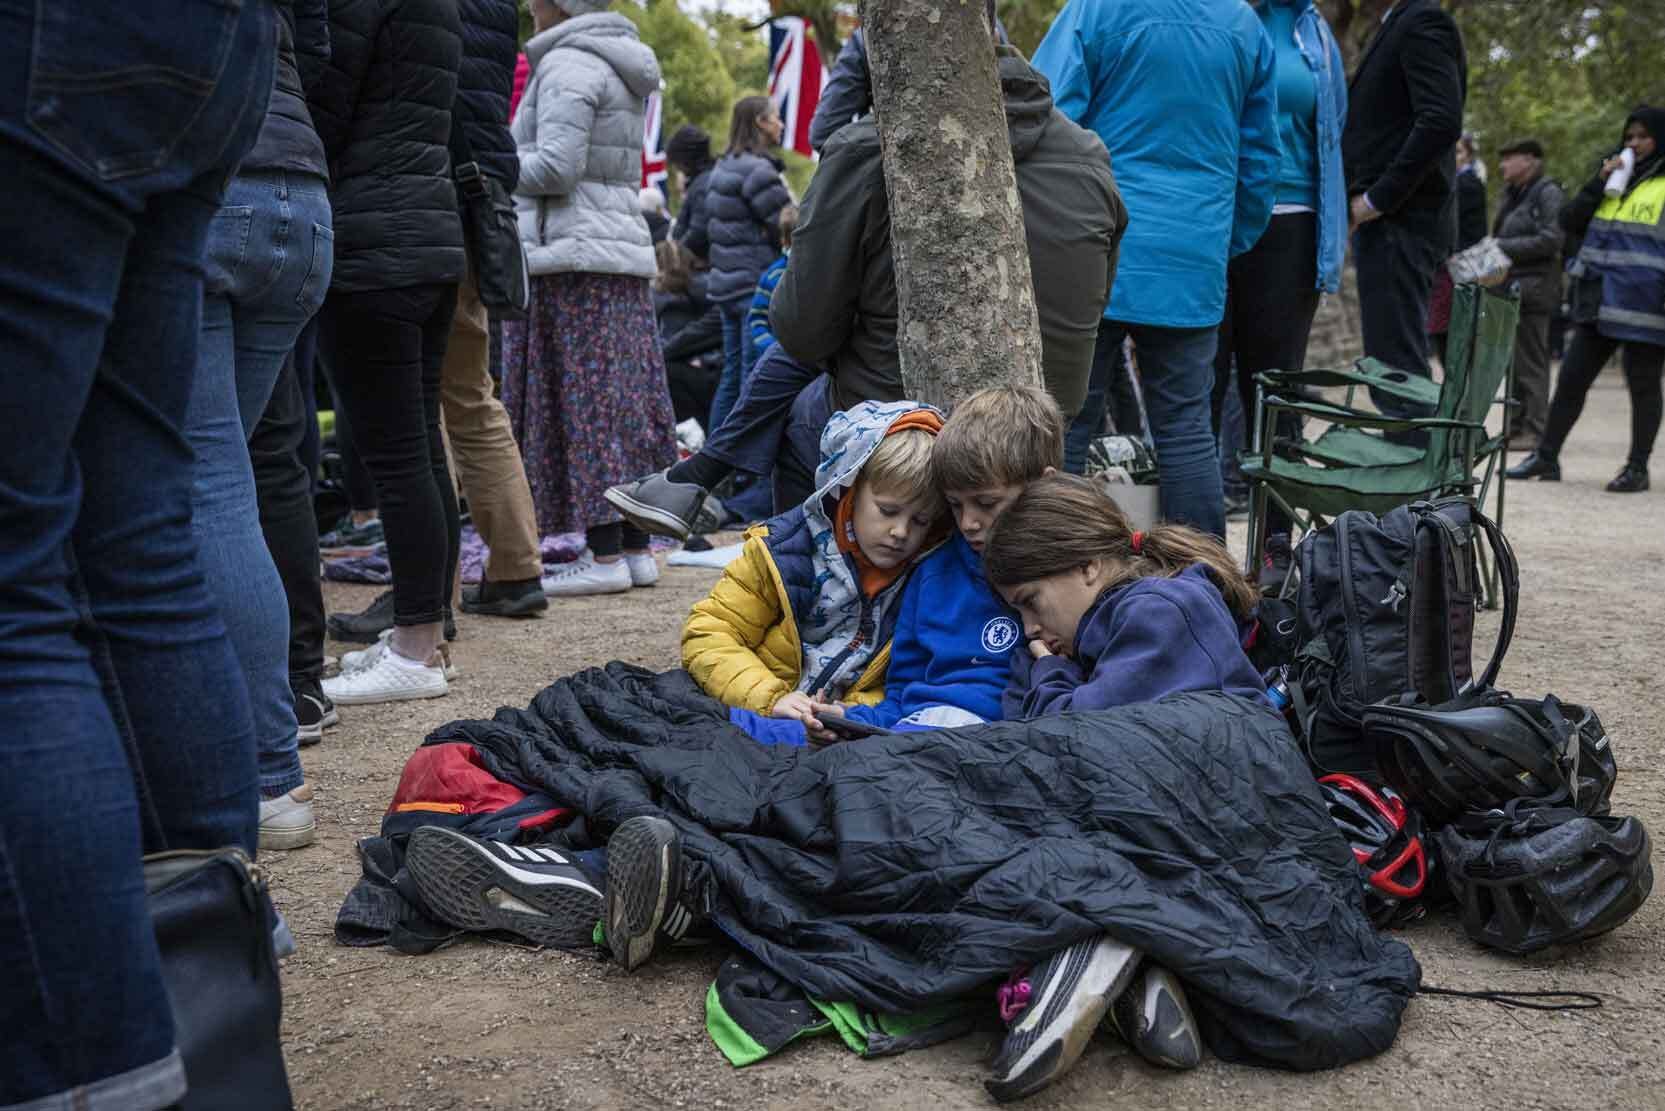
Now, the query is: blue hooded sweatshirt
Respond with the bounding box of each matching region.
[844,532,1020,728]
[1032,0,1281,327]
[1004,564,1270,720]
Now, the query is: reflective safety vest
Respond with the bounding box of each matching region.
[1577,172,1665,346]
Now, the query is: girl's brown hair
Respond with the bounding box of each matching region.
[981,474,1260,619]
[726,95,778,157]
[653,239,690,294]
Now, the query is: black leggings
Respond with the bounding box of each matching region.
[1538,324,1664,470]
[328,283,461,626]
[1213,213,1322,533]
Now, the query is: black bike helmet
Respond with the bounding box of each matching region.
[1318,774,1429,926]
[1437,798,1652,955]
[1365,692,1616,827]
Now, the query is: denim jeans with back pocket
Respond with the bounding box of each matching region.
[188,169,333,799]
[0,1,276,1106]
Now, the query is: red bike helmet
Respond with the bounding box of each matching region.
[1318,774,1429,926]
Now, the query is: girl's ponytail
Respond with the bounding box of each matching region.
[983,474,1259,620]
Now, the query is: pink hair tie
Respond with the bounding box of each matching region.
[1131,530,1146,555]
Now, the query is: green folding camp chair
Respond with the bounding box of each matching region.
[1241,283,1520,606]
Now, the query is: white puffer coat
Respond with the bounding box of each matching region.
[513,14,660,278]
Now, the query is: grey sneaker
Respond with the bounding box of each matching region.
[604,816,706,971]
[605,472,709,542]
[1107,963,1202,1070]
[259,784,317,851]
[986,935,1143,1102]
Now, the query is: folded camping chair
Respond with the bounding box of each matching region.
[1241,283,1520,607]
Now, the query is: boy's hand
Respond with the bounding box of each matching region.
[773,692,838,743]
[1029,638,1053,659]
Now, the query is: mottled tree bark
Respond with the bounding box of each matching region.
[861,0,1043,409]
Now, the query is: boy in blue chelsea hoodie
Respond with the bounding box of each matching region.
[826,386,1065,731]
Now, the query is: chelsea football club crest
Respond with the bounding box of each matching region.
[981,616,1019,655]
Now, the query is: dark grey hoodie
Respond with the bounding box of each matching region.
[770,48,1126,417]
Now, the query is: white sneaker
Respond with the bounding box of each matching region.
[625,552,660,587]
[343,630,458,681]
[259,784,317,851]
[541,551,632,598]
[322,646,448,705]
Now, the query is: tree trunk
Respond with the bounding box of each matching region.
[861,0,1043,410]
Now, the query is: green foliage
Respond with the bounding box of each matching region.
[998,0,1068,57]
[616,0,739,149]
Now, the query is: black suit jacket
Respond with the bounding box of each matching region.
[1342,0,1467,240]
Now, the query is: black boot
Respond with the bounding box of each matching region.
[460,576,549,617]
[1505,452,1561,481]
[1606,464,1650,493]
[326,589,394,643]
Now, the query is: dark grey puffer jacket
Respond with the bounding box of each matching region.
[695,150,791,305]
[311,0,466,293]
[1492,173,1566,315]
[456,0,519,190]
[243,0,329,177]
[771,49,1125,417]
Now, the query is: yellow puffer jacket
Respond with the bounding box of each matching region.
[681,528,890,714]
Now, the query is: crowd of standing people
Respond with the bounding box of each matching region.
[3,0,1663,1106]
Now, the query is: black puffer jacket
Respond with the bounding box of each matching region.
[673,165,714,261]
[243,0,329,177]
[312,0,466,293]
[456,0,518,190]
[694,151,791,305]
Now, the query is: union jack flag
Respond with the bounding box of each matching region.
[641,89,667,195]
[767,17,823,160]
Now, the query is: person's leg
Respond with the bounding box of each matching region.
[694,343,823,481]
[1354,218,1440,415]
[1064,319,1125,473]
[1210,281,1237,439]
[328,287,453,645]
[1621,341,1664,471]
[1536,324,1618,462]
[189,172,331,805]
[1105,339,1146,438]
[1509,311,1552,442]
[709,302,746,435]
[252,351,330,701]
[0,0,272,1097]
[418,284,463,647]
[1224,214,1320,537]
[440,271,543,585]
[294,315,323,487]
[1128,322,1226,537]
[317,309,380,521]
[776,374,838,511]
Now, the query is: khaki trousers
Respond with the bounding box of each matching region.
[439,271,543,583]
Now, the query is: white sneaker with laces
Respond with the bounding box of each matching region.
[322,646,448,705]
[625,552,660,588]
[343,629,457,680]
[259,784,317,851]
[541,551,632,597]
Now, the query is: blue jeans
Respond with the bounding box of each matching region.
[1074,321,1225,537]
[0,1,274,1106]
[708,301,755,435]
[190,170,333,798]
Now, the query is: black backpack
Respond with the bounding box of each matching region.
[1287,497,1519,778]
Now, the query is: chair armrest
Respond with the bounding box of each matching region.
[1257,360,1442,410]
[1262,395,1484,433]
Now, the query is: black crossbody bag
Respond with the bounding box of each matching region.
[449,119,530,320]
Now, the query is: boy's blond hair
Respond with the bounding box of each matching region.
[932,385,1065,492]
[860,428,943,511]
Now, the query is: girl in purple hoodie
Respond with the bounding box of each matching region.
[983,474,1269,719]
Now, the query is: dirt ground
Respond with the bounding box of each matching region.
[274,372,1665,1111]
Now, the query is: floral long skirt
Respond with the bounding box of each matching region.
[501,271,677,535]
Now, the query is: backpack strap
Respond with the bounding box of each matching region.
[1469,506,1519,691]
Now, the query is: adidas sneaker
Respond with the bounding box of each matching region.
[404,827,603,949]
[603,816,706,971]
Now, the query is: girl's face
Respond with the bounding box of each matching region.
[998,562,1107,657]
[759,108,785,147]
[1625,122,1657,162]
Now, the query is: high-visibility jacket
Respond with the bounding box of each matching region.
[1578,171,1665,346]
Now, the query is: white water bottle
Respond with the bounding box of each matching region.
[1606,147,1637,197]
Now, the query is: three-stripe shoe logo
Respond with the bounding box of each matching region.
[477,841,601,893]
[663,902,693,940]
